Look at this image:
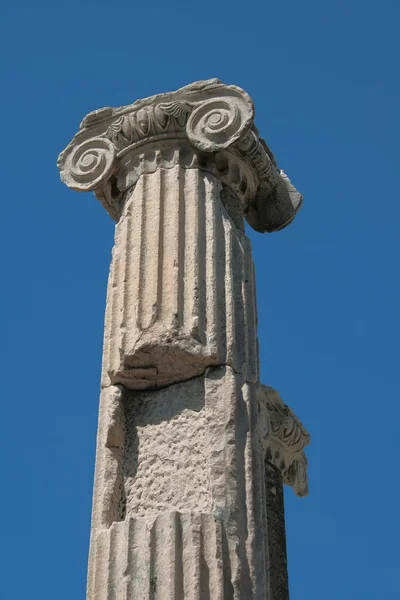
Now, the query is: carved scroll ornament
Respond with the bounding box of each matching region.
[57,79,303,233]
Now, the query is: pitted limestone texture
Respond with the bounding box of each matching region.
[123,376,211,516]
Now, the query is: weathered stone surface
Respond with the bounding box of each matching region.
[58,80,310,599]
[101,162,258,390]
[88,368,268,599]
[89,512,228,600]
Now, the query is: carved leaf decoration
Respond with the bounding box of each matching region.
[136,109,150,136]
[154,105,168,129]
[158,101,193,118]
[267,401,310,455]
[107,117,131,147]
[107,116,123,135]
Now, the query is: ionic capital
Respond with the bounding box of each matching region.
[57,79,302,233]
[258,384,311,497]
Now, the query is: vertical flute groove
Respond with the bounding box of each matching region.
[157,168,165,320]
[243,240,258,383]
[127,176,144,340]
[204,175,217,351]
[214,182,227,363]
[107,525,118,600]
[184,168,202,341]
[103,238,119,383]
[177,166,185,328]
[119,186,133,365]
[161,166,180,328]
[137,174,147,330]
[92,530,109,600]
[224,220,234,370]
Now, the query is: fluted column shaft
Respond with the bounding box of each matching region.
[87,155,267,599]
[101,155,258,391]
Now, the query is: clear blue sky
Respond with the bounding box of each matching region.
[1,0,399,598]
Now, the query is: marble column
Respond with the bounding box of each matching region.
[58,79,310,599]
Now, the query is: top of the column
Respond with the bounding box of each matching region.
[57,79,302,233]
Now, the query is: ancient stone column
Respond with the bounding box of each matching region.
[58,79,310,600]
